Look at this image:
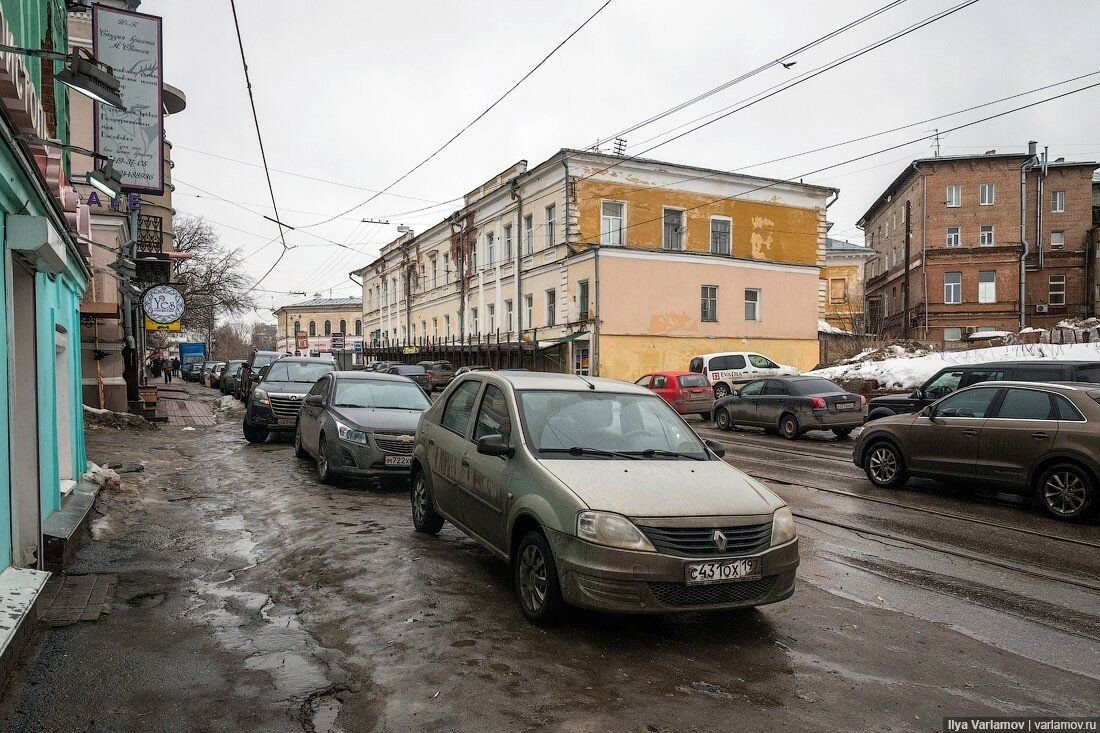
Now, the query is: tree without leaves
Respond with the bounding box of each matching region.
[172,216,252,340]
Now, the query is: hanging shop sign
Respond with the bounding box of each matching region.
[141,283,185,324]
[93,5,164,194]
[145,317,180,332]
[295,331,308,350]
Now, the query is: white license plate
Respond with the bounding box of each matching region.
[384,455,412,467]
[686,558,761,585]
[836,402,856,411]
[276,418,296,426]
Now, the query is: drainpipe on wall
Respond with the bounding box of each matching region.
[1037,147,1047,270]
[510,179,523,337]
[1020,141,1039,329]
[593,244,600,377]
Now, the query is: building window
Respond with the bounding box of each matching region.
[524,294,533,330]
[829,278,847,303]
[701,285,718,322]
[430,256,438,288]
[944,327,963,342]
[337,319,345,335]
[891,248,898,268]
[487,304,496,333]
[322,320,331,336]
[486,231,495,266]
[469,243,478,272]
[546,289,556,326]
[1052,190,1065,213]
[293,320,300,333]
[944,272,962,304]
[418,264,425,291]
[1049,275,1066,305]
[744,288,760,321]
[600,201,624,245]
[578,280,589,321]
[978,271,996,303]
[471,307,479,335]
[663,208,684,250]
[442,253,450,284]
[411,323,416,340]
[979,225,994,246]
[504,224,513,261]
[524,214,534,255]
[421,321,427,339]
[946,185,961,207]
[505,300,513,332]
[710,218,731,255]
[946,226,961,248]
[444,314,451,337]
[432,318,438,338]
[545,204,556,249]
[1050,231,1065,250]
[308,321,316,336]
[979,183,995,205]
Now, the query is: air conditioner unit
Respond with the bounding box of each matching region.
[965,326,978,334]
[1036,304,1049,314]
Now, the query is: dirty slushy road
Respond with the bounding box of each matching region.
[2,383,1098,732]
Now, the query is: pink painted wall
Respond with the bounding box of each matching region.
[597,254,818,339]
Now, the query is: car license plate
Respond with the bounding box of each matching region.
[276,418,296,426]
[686,558,760,585]
[836,402,856,411]
[384,455,412,467]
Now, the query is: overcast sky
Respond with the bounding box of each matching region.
[140,0,1100,321]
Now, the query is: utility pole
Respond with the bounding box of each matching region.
[902,200,912,338]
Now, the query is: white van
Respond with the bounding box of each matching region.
[688,351,799,399]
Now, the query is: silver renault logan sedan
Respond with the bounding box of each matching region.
[410,371,799,624]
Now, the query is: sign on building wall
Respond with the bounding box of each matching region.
[93,6,164,195]
[295,331,308,350]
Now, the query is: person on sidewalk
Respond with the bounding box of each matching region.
[171,356,181,377]
[163,359,173,384]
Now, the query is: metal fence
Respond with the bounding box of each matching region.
[356,331,569,373]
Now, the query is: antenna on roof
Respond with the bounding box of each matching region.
[925,128,942,156]
[612,137,627,156]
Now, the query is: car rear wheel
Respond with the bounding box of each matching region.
[242,421,267,444]
[699,411,711,421]
[1037,463,1097,521]
[316,435,337,485]
[713,383,731,400]
[411,472,444,534]
[779,414,801,440]
[715,408,731,431]
[833,427,854,439]
[293,425,309,460]
[513,530,565,626]
[865,441,908,489]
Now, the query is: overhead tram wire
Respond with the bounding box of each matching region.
[298,0,614,231]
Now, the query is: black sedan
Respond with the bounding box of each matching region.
[713,376,866,439]
[295,371,432,484]
[385,364,430,390]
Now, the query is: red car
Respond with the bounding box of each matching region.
[633,370,713,419]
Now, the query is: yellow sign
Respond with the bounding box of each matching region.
[145,317,181,332]
[401,346,419,355]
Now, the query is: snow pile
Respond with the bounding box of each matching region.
[83,404,156,431]
[810,342,1100,392]
[818,319,853,336]
[215,395,240,412]
[81,461,122,492]
[838,341,932,365]
[1056,317,1100,330]
[967,330,1012,341]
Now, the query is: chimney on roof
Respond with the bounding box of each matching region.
[984,149,996,155]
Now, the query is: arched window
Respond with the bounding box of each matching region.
[324,320,332,336]
[293,320,300,334]
[339,319,347,334]
[354,319,362,336]
[308,321,316,336]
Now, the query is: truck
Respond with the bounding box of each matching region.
[178,342,207,381]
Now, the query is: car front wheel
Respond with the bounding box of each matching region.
[242,421,267,444]
[316,436,337,485]
[1037,463,1097,521]
[411,472,445,534]
[713,384,731,400]
[715,408,731,431]
[865,441,908,489]
[294,425,309,459]
[513,529,565,626]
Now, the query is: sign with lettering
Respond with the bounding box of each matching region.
[295,331,308,350]
[144,316,180,332]
[141,284,185,324]
[94,6,164,194]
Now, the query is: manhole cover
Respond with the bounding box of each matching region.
[39,574,118,626]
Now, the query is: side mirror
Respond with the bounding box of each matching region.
[476,434,513,458]
[911,388,924,400]
[304,395,323,406]
[704,439,726,458]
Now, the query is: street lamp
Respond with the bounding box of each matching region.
[0,44,126,110]
[16,135,124,199]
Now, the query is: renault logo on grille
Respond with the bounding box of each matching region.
[712,530,728,552]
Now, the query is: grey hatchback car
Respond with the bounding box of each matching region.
[410,372,799,624]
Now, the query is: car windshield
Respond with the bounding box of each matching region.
[516,390,707,459]
[253,353,278,368]
[333,380,430,410]
[396,366,426,374]
[793,378,844,395]
[264,362,334,383]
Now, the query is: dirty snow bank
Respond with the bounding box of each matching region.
[83,404,156,431]
[809,342,1100,392]
[82,461,122,492]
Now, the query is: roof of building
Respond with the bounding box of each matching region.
[859,153,1099,225]
[825,238,871,253]
[272,297,362,314]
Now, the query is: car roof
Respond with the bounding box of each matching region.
[650,370,698,376]
[471,371,652,394]
[272,356,333,364]
[953,360,1100,369]
[694,351,759,360]
[333,370,408,382]
[965,380,1097,392]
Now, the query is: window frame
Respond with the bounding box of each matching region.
[545,289,556,327]
[473,383,513,443]
[744,288,761,321]
[946,226,961,248]
[1052,190,1065,213]
[662,207,685,251]
[486,230,495,266]
[600,200,625,246]
[709,216,732,255]
[524,294,533,330]
[1049,274,1067,306]
[324,320,332,336]
[1049,231,1065,251]
[944,272,962,304]
[979,225,994,246]
[978,270,996,304]
[946,185,961,207]
[545,204,556,249]
[700,284,718,322]
[308,321,316,337]
[828,277,848,304]
[524,214,534,256]
[441,379,484,438]
[979,183,995,206]
[577,280,589,321]
[503,223,513,262]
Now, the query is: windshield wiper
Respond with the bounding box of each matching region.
[540,447,639,460]
[624,449,705,461]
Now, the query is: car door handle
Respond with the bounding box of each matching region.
[461,457,470,468]
[962,429,978,437]
[1030,432,1049,440]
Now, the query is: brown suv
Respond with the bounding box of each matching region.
[853,382,1100,521]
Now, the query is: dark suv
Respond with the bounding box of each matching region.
[866,360,1100,422]
[417,360,455,392]
[239,349,283,402]
[243,357,335,443]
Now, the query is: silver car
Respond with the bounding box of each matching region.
[410,372,799,624]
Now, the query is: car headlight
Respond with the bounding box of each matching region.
[771,506,797,546]
[335,420,368,445]
[576,511,655,552]
[253,388,270,406]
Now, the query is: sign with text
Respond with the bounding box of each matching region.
[144,317,180,332]
[93,6,164,194]
[330,332,345,350]
[295,331,308,350]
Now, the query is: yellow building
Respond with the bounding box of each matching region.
[353,150,835,380]
[272,297,364,357]
[822,237,874,333]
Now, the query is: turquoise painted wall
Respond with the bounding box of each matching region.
[0,213,9,568]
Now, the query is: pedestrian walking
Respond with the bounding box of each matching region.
[163,358,173,384]
[171,357,181,377]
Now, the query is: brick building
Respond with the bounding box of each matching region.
[859,148,1097,341]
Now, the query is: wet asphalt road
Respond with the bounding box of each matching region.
[2,383,1098,732]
